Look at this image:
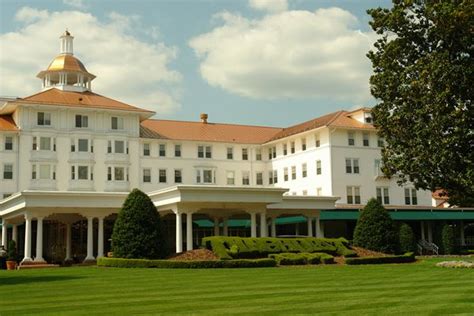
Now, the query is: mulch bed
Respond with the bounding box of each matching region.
[351,246,388,258]
[167,249,219,261]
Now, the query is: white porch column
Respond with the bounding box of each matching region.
[250,213,257,238]
[427,222,433,243]
[1,219,7,247]
[23,215,32,262]
[260,213,267,237]
[420,221,425,241]
[65,223,72,261]
[35,217,45,262]
[213,218,220,236]
[186,212,193,251]
[271,217,277,238]
[84,216,95,261]
[307,217,313,237]
[460,221,465,246]
[175,212,182,253]
[223,218,229,237]
[12,224,18,243]
[97,217,104,258]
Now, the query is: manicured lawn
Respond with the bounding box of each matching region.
[0,258,473,315]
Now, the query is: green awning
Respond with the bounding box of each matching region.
[320,211,359,220]
[320,210,474,221]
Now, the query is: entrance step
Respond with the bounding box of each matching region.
[18,263,60,270]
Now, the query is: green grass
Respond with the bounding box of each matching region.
[0,258,473,315]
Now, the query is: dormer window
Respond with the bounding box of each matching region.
[75,115,88,128]
[37,112,51,126]
[364,113,373,124]
[111,117,124,130]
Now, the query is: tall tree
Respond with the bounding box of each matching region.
[367,0,473,206]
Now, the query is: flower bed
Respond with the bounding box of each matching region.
[436,261,474,269]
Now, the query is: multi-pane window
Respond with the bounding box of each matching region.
[363,133,370,147]
[268,171,274,185]
[107,141,112,153]
[284,167,289,181]
[3,164,13,179]
[226,171,235,185]
[315,134,320,147]
[71,165,90,180]
[242,171,250,185]
[290,141,295,154]
[283,144,288,156]
[273,170,278,184]
[37,112,51,126]
[376,187,390,205]
[255,148,262,161]
[32,164,55,180]
[78,139,89,152]
[374,159,382,177]
[174,169,182,183]
[272,146,276,159]
[114,140,125,154]
[316,160,322,175]
[348,131,355,146]
[268,147,273,160]
[5,136,13,151]
[242,148,249,160]
[196,168,215,184]
[302,163,307,178]
[377,137,385,147]
[111,117,124,130]
[405,188,418,205]
[75,115,88,128]
[159,144,166,157]
[40,165,52,180]
[174,144,181,157]
[347,186,361,204]
[291,166,296,180]
[143,168,151,183]
[159,169,167,183]
[227,147,233,160]
[345,158,360,174]
[302,138,307,151]
[107,166,127,181]
[143,143,150,156]
[34,137,54,151]
[198,145,212,158]
[256,172,263,185]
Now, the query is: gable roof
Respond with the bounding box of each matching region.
[17,88,153,114]
[0,115,18,132]
[140,119,283,144]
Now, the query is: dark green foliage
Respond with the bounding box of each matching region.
[353,199,399,253]
[441,225,456,255]
[7,240,17,261]
[97,257,276,269]
[111,189,163,259]
[269,252,334,265]
[345,253,415,265]
[399,224,416,253]
[202,236,356,260]
[367,1,474,206]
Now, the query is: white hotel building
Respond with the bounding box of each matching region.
[1,32,472,264]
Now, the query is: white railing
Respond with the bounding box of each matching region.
[418,239,439,255]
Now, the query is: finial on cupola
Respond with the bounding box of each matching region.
[59,29,74,55]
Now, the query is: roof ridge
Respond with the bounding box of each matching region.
[143,118,283,130]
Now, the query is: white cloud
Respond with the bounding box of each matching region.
[249,0,288,13]
[0,7,181,114]
[63,0,87,10]
[190,7,376,103]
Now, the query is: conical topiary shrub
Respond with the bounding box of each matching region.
[112,188,164,259]
[441,224,456,255]
[353,198,398,253]
[399,223,415,253]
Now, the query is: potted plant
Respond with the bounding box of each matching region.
[6,240,17,270]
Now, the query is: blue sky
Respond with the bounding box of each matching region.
[0,0,391,127]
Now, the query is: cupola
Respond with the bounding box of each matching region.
[37,30,96,92]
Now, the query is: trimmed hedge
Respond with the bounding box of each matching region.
[269,252,335,265]
[97,257,276,269]
[202,236,356,260]
[345,253,415,265]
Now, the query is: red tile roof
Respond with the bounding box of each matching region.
[0,115,18,131]
[18,88,152,113]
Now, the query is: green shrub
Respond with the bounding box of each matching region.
[399,223,416,253]
[442,225,456,255]
[345,253,415,265]
[353,198,399,253]
[7,240,17,261]
[97,257,276,269]
[111,189,164,259]
[202,236,355,260]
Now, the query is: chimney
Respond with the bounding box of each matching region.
[200,113,208,124]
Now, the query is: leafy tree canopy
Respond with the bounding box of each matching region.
[367,0,473,206]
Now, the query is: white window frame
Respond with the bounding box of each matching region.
[376,187,390,205]
[37,112,51,126]
[346,186,361,204]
